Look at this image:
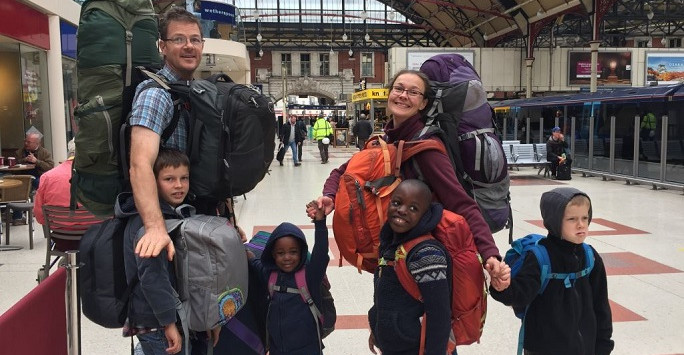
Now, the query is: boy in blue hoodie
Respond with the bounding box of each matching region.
[246,201,329,355]
[120,149,217,355]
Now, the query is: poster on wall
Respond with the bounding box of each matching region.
[568,51,632,86]
[407,50,474,71]
[645,52,684,85]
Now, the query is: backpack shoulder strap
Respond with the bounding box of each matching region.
[293,268,324,324]
[381,235,434,302]
[402,138,446,161]
[525,243,553,294]
[582,243,595,274]
[267,271,278,296]
[267,269,324,323]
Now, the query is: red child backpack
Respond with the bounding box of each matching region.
[390,209,487,350]
[332,137,445,273]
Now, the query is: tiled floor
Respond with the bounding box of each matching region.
[1,139,683,354]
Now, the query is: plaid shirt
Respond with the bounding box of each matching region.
[129,65,188,152]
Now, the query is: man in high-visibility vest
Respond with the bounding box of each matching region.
[640,111,656,140]
[313,115,333,164]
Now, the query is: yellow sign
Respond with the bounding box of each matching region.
[352,88,389,102]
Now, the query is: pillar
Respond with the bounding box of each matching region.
[525,57,535,98]
[47,15,68,162]
[589,41,601,93]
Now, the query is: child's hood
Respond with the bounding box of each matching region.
[540,187,593,238]
[261,222,309,271]
[114,192,193,219]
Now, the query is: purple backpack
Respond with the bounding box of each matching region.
[419,54,511,234]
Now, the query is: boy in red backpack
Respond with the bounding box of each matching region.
[368,179,510,355]
[246,201,329,355]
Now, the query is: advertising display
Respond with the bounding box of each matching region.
[186,0,237,38]
[407,50,474,70]
[646,52,684,85]
[568,51,632,86]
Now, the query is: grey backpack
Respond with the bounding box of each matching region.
[166,214,249,333]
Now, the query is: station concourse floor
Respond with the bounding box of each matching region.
[1,139,684,355]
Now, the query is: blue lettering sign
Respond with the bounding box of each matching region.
[200,1,236,25]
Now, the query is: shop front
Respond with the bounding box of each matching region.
[352,88,389,132]
[0,0,51,157]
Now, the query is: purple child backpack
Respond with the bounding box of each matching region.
[419,54,512,235]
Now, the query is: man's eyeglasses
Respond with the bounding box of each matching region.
[162,36,205,46]
[391,86,424,97]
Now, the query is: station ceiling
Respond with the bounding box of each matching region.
[154,0,684,52]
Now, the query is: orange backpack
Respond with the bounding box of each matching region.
[392,209,487,350]
[332,137,445,273]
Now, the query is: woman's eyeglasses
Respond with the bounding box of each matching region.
[391,86,424,97]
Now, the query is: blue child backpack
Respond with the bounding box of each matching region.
[504,234,595,355]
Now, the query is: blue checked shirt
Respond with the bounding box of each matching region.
[129,65,189,152]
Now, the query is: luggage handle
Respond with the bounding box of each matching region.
[208,73,234,84]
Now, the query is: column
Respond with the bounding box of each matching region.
[525,57,535,98]
[589,41,601,93]
[47,15,67,162]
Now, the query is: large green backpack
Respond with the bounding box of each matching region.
[71,0,161,217]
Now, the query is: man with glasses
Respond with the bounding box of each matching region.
[126,7,213,355]
[129,6,203,261]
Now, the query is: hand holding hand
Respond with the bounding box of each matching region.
[307,196,334,219]
[306,200,325,221]
[484,256,501,278]
[490,261,511,291]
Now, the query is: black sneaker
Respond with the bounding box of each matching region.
[279,160,283,166]
[294,163,301,166]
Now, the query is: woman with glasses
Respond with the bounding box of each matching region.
[307,69,505,353]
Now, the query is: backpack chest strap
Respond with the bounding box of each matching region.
[546,243,595,288]
[268,269,324,323]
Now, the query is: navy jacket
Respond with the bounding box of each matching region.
[249,220,330,355]
[368,203,451,355]
[119,193,190,328]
